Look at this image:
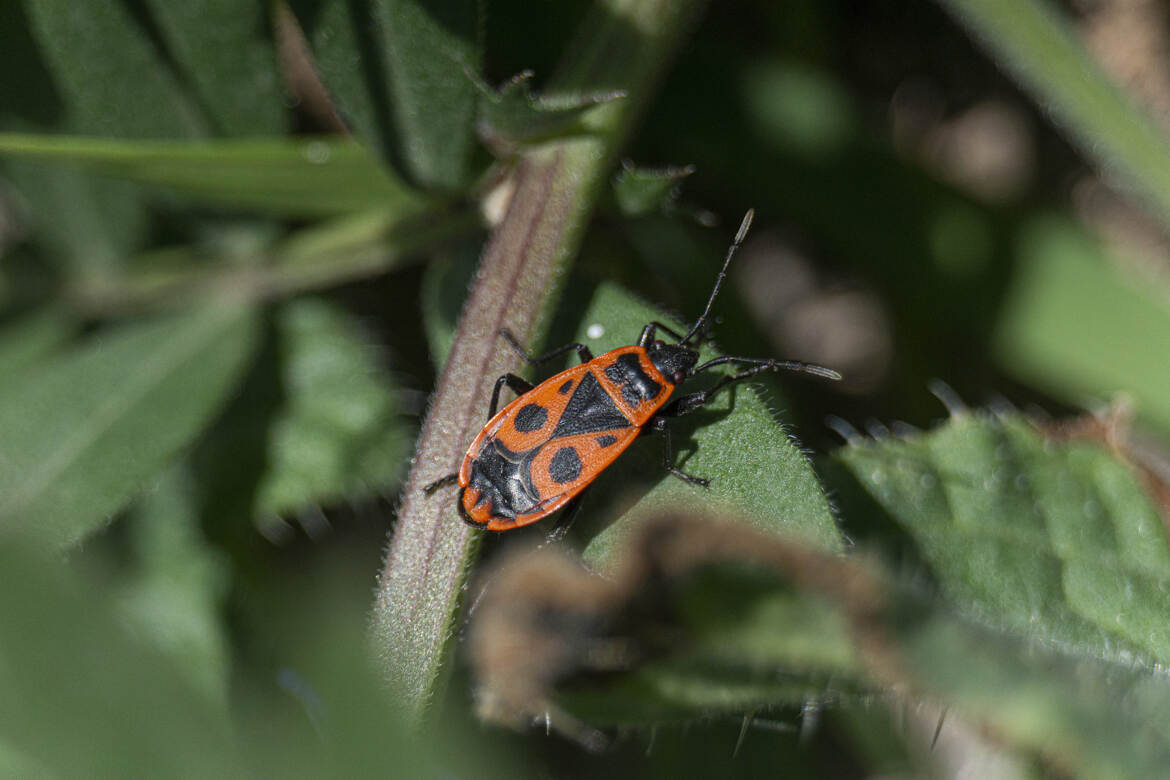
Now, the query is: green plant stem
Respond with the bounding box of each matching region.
[936,0,1170,230]
[0,134,419,217]
[371,0,708,724]
[67,207,479,316]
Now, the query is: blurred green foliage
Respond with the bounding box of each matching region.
[2,0,1170,777]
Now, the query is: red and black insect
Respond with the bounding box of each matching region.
[425,210,840,535]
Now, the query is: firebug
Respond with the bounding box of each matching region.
[425,210,840,535]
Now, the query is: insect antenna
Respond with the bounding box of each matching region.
[678,208,755,346]
[692,354,842,381]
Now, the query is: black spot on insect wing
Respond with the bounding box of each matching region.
[558,379,573,394]
[548,447,582,484]
[514,403,548,433]
[596,434,618,447]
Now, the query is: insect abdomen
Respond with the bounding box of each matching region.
[458,347,673,529]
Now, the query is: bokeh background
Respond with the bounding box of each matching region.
[2,0,1170,776]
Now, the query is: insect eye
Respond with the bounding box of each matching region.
[653,340,665,349]
[672,370,687,384]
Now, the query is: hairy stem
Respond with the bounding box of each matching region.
[371,0,708,724]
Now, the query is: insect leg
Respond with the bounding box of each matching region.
[489,373,535,418]
[500,329,594,365]
[424,473,459,495]
[651,416,709,487]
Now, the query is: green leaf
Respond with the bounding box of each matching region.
[0,542,243,777]
[193,298,414,529]
[0,4,61,129]
[544,283,843,566]
[1,160,150,280]
[115,465,231,705]
[474,71,627,152]
[288,0,383,153]
[0,531,453,778]
[17,0,205,138]
[0,741,52,780]
[0,2,289,271]
[0,134,426,218]
[0,304,259,549]
[142,0,288,137]
[995,215,1170,437]
[0,1,183,273]
[254,299,414,519]
[897,608,1170,779]
[365,0,481,190]
[610,162,695,218]
[472,514,1170,777]
[0,309,74,375]
[72,208,479,316]
[829,409,1170,664]
[296,0,480,190]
